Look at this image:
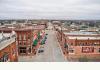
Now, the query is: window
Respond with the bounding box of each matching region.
[71,43,73,46]
[94,42,100,46]
[23,41,26,45]
[24,43,26,45]
[69,48,74,53]
[28,35,30,39]
[85,42,88,46]
[98,48,100,53]
[19,35,21,40]
[23,35,26,40]
[79,43,82,46]
[82,43,85,46]
[19,42,22,45]
[64,43,68,48]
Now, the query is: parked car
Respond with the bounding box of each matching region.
[38,47,44,53]
[46,34,48,35]
[38,50,44,53]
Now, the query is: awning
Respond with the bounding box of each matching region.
[38,32,41,39]
[40,39,45,45]
[33,39,38,46]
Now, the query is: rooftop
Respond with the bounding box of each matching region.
[0,31,16,50]
[64,31,100,35]
[64,31,100,40]
[0,24,45,32]
[67,36,100,40]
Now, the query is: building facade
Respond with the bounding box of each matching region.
[0,31,18,62]
[0,23,45,56]
[55,25,100,60]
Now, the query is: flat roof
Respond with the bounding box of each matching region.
[67,36,100,40]
[0,33,11,40]
[0,32,16,50]
[0,25,45,31]
[64,31,100,35]
[55,26,68,31]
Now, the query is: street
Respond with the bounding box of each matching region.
[18,22,67,62]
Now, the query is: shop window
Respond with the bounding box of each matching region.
[0,53,9,62]
[69,50,74,53]
[69,48,74,53]
[28,47,31,53]
[19,47,26,54]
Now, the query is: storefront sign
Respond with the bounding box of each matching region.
[82,47,94,53]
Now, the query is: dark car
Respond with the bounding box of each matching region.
[46,34,48,35]
[38,50,44,53]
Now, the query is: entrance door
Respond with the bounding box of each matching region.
[19,47,26,54]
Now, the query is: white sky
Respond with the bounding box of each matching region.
[0,0,100,19]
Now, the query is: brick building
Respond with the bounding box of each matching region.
[15,28,33,55]
[0,24,45,56]
[0,31,18,62]
[15,25,45,55]
[56,26,100,60]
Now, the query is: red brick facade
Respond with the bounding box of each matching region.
[16,30,33,55]
[0,42,18,62]
[0,24,45,56]
[56,29,100,60]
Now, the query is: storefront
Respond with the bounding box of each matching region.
[19,47,27,54]
[0,52,10,62]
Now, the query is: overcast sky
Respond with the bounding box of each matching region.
[0,0,100,19]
